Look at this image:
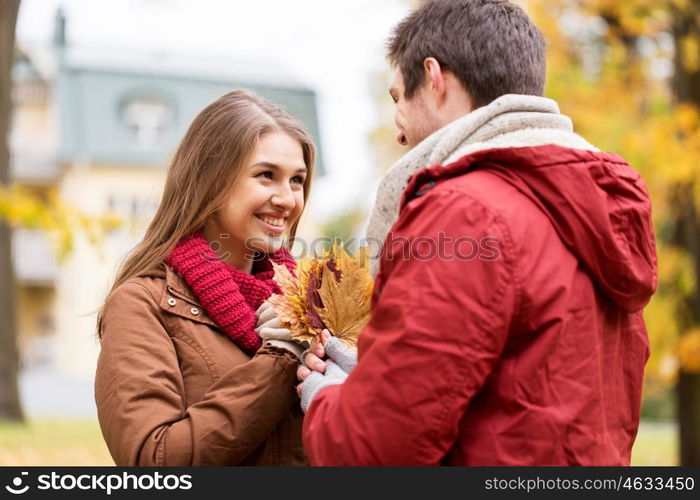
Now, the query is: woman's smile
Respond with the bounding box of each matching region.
[255,212,287,234]
[203,131,307,267]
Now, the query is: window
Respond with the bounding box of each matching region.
[107,194,159,220]
[122,95,173,148]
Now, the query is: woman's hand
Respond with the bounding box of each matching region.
[255,301,305,360]
[255,301,294,341]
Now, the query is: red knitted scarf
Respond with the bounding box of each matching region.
[165,232,296,354]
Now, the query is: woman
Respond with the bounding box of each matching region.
[95,90,314,466]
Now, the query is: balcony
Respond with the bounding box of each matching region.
[10,151,62,184]
[12,228,60,285]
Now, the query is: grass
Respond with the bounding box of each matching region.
[0,418,679,466]
[0,419,113,466]
[631,420,679,466]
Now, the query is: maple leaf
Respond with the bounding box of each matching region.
[269,244,374,347]
[268,261,316,344]
[305,260,327,336]
[316,245,373,348]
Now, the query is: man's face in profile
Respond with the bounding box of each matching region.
[389,69,439,148]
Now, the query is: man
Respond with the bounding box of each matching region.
[296,0,656,465]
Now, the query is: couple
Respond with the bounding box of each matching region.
[95,0,656,466]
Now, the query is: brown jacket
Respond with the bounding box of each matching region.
[95,263,306,466]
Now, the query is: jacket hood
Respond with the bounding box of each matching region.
[403,144,658,312]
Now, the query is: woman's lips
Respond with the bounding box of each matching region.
[255,214,286,234]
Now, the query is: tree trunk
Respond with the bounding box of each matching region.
[678,372,700,465]
[671,0,700,467]
[0,0,23,421]
[672,1,700,106]
[671,183,700,466]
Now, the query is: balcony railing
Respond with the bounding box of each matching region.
[12,228,60,284]
[10,151,62,184]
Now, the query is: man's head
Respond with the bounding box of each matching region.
[387,0,546,147]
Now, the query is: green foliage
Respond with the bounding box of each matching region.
[641,385,677,421]
[315,206,368,256]
[320,207,366,243]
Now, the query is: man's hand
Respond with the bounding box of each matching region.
[296,330,330,388]
[296,329,358,411]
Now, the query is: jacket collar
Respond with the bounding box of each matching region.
[136,263,201,306]
[163,263,201,306]
[138,263,219,328]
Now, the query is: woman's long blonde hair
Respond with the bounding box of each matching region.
[97,89,316,337]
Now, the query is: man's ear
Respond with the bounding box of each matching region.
[423,57,446,106]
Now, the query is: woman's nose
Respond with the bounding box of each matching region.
[271,184,295,209]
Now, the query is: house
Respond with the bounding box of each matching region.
[11,9,324,390]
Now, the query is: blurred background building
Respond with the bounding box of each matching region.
[11,8,325,415]
[2,0,697,466]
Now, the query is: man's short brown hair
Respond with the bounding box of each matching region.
[387,0,546,108]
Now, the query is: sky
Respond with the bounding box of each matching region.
[16,0,412,223]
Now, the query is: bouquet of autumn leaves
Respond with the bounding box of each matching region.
[268,244,374,348]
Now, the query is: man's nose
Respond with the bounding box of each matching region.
[396,131,408,146]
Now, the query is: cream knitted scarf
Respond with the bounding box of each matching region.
[365,94,598,275]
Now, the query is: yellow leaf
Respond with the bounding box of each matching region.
[316,245,374,348]
[269,244,374,348]
[269,261,316,344]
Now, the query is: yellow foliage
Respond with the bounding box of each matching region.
[681,35,700,72]
[677,330,700,372]
[526,0,700,388]
[0,183,124,262]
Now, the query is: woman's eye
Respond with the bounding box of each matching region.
[291,175,306,185]
[256,171,273,180]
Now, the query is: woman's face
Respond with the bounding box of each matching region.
[206,131,307,270]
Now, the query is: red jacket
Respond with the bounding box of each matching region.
[303,145,656,465]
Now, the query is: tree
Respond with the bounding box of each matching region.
[527,0,700,465]
[0,0,23,421]
[668,0,700,468]
[0,0,121,422]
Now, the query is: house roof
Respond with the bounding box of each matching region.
[63,45,309,90]
[16,42,324,173]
